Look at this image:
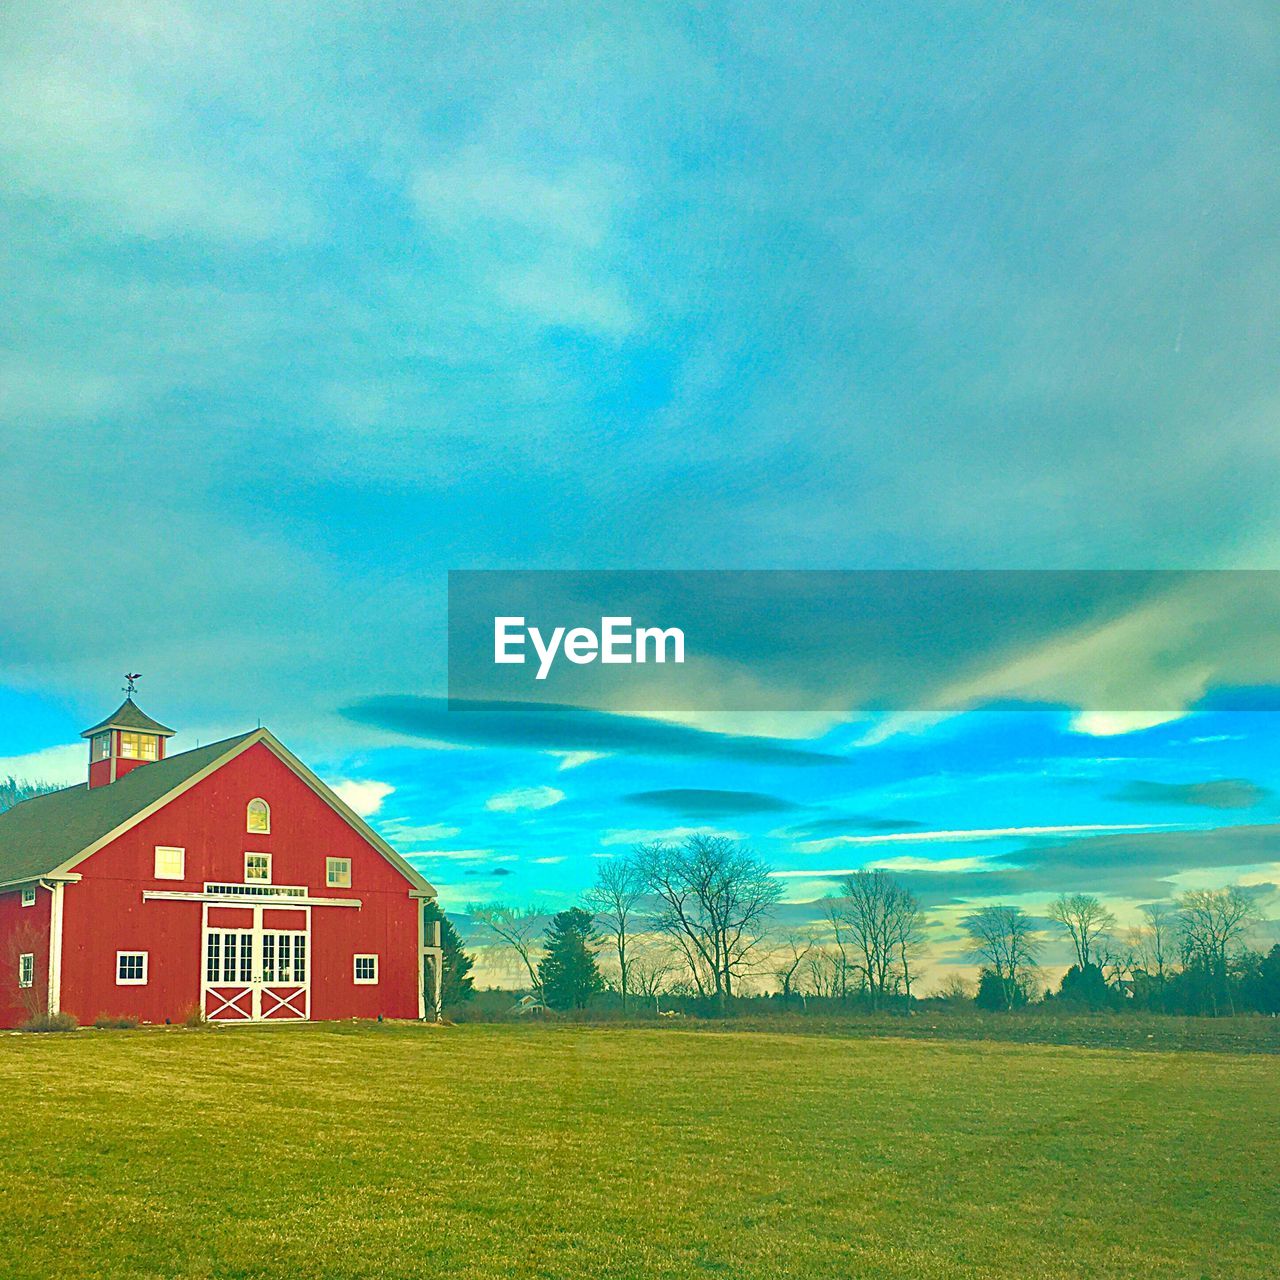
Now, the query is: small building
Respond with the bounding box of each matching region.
[0,694,443,1027]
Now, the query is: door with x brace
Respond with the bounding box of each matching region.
[202,907,310,1022]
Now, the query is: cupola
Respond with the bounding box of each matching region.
[81,676,175,788]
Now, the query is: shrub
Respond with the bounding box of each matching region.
[93,1014,140,1030]
[23,1011,78,1033]
[180,1004,207,1029]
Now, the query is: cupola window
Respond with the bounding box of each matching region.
[119,732,159,761]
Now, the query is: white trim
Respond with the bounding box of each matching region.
[48,729,435,896]
[325,856,352,889]
[20,886,35,907]
[0,873,79,893]
[18,953,34,989]
[144,889,361,908]
[244,852,272,884]
[115,951,148,985]
[154,845,185,880]
[353,954,379,985]
[47,881,64,1015]
[417,903,426,1020]
[246,797,271,834]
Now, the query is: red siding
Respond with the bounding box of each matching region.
[54,741,422,1026]
[0,887,51,1028]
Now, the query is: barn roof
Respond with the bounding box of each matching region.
[0,733,255,885]
[0,729,435,897]
[81,697,176,738]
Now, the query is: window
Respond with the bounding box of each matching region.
[92,732,112,761]
[353,955,378,985]
[263,932,307,984]
[244,853,271,883]
[20,887,35,907]
[116,952,148,985]
[326,857,351,888]
[18,954,34,988]
[119,732,158,761]
[246,798,270,834]
[203,882,306,900]
[207,932,252,985]
[154,846,185,880]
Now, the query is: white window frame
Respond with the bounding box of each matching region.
[353,954,379,985]
[154,846,186,880]
[326,857,352,889]
[116,951,149,985]
[18,953,34,988]
[246,798,271,835]
[244,852,272,884]
[20,887,36,907]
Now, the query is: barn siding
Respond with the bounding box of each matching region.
[0,885,52,1028]
[54,742,421,1026]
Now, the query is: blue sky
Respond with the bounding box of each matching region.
[2,3,1279,982]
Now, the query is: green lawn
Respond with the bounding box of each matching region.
[3,1023,1277,1279]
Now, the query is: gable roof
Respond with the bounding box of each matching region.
[81,697,176,738]
[0,729,435,897]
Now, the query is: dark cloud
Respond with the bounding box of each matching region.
[1109,778,1271,810]
[783,823,1280,905]
[623,788,802,816]
[345,697,849,767]
[783,814,927,837]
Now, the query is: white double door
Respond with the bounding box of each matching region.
[202,904,311,1022]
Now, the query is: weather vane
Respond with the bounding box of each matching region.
[123,672,142,696]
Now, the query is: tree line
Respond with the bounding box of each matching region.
[442,835,1280,1018]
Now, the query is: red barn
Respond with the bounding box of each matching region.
[0,696,442,1028]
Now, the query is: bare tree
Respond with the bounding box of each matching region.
[628,944,678,1005]
[888,885,927,1009]
[469,903,544,995]
[930,974,974,1004]
[769,932,815,1006]
[586,854,646,1012]
[636,835,781,1012]
[828,870,926,1011]
[1047,893,1116,971]
[822,898,856,1000]
[1176,886,1260,1015]
[963,904,1041,1009]
[3,921,45,1022]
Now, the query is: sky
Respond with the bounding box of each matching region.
[2,2,1279,986]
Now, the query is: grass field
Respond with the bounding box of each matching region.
[3,1023,1277,1279]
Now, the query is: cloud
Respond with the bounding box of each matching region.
[409,849,495,861]
[409,150,632,333]
[793,822,1174,854]
[486,785,566,813]
[378,822,461,842]
[0,743,85,788]
[782,814,927,837]
[622,788,802,816]
[600,826,745,847]
[1109,778,1271,810]
[345,697,850,767]
[327,778,394,817]
[552,751,607,771]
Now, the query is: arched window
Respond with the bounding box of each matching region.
[247,798,271,834]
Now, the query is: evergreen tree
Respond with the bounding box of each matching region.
[422,898,475,1011]
[0,776,58,815]
[1257,944,1280,1015]
[537,908,604,1010]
